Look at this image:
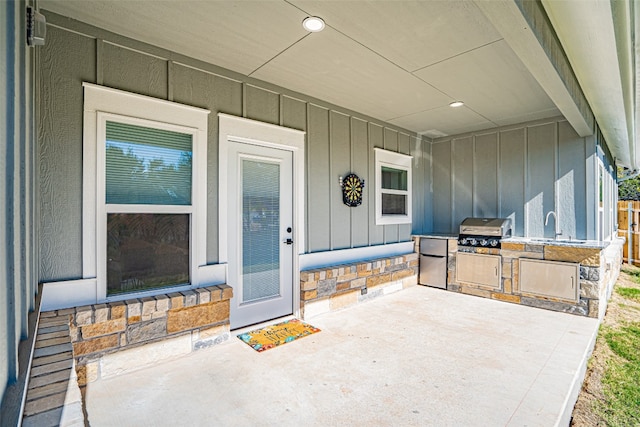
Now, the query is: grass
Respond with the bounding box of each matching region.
[591,265,640,426]
[617,287,640,301]
[600,323,640,425]
[618,302,640,313]
[621,266,640,280]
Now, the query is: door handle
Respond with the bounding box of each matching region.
[284,238,293,245]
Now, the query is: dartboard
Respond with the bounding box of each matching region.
[342,173,364,207]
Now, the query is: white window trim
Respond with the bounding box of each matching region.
[82,83,210,302]
[597,161,604,241]
[374,147,413,225]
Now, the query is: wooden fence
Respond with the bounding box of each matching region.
[618,201,640,265]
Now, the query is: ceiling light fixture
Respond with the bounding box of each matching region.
[449,101,464,108]
[303,16,325,32]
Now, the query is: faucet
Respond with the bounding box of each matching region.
[545,211,562,239]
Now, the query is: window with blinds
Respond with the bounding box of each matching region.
[106,121,192,205]
[105,120,193,295]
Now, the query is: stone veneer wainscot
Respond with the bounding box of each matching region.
[43,284,233,385]
[300,253,419,319]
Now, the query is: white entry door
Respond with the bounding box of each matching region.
[227,141,294,329]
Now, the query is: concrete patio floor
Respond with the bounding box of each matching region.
[83,285,599,426]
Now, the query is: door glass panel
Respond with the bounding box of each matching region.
[242,159,280,303]
[106,121,192,205]
[107,213,189,295]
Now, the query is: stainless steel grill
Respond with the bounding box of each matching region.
[458,217,512,248]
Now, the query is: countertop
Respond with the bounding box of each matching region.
[502,237,609,249]
[413,234,610,249]
[412,233,458,240]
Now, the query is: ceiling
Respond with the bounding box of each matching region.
[40,0,563,139]
[40,0,633,163]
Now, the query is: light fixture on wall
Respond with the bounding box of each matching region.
[449,101,464,108]
[26,6,46,46]
[303,16,325,32]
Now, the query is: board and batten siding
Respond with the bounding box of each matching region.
[1,0,39,419]
[37,14,426,283]
[430,119,595,239]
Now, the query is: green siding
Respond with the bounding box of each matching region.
[1,0,38,420]
[37,14,424,282]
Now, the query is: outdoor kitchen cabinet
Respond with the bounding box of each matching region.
[519,259,579,302]
[456,252,501,289]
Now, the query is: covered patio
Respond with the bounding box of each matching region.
[1,1,637,424]
[82,285,597,426]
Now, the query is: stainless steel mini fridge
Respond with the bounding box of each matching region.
[419,238,448,289]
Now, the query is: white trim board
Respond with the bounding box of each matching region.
[299,241,415,271]
[218,113,306,261]
[40,264,226,311]
[81,83,211,307]
[40,279,97,311]
[374,148,413,225]
[218,113,306,319]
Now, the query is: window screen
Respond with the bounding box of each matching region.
[106,121,192,205]
[382,193,407,215]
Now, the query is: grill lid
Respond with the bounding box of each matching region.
[459,217,512,237]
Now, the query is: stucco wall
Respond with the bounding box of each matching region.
[37,12,429,283]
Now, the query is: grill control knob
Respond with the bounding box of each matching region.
[468,238,477,246]
[490,239,499,247]
[480,239,488,246]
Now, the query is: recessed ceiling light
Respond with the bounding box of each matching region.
[303,16,325,32]
[449,101,464,108]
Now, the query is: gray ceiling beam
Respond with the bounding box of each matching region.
[542,0,636,169]
[473,0,594,139]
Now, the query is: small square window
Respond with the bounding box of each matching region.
[381,166,407,191]
[375,148,412,225]
[382,193,407,215]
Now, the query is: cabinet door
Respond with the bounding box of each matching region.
[519,259,579,302]
[456,252,501,289]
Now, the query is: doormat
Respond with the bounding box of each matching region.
[237,319,320,352]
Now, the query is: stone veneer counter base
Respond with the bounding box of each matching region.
[300,252,419,319]
[438,236,624,319]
